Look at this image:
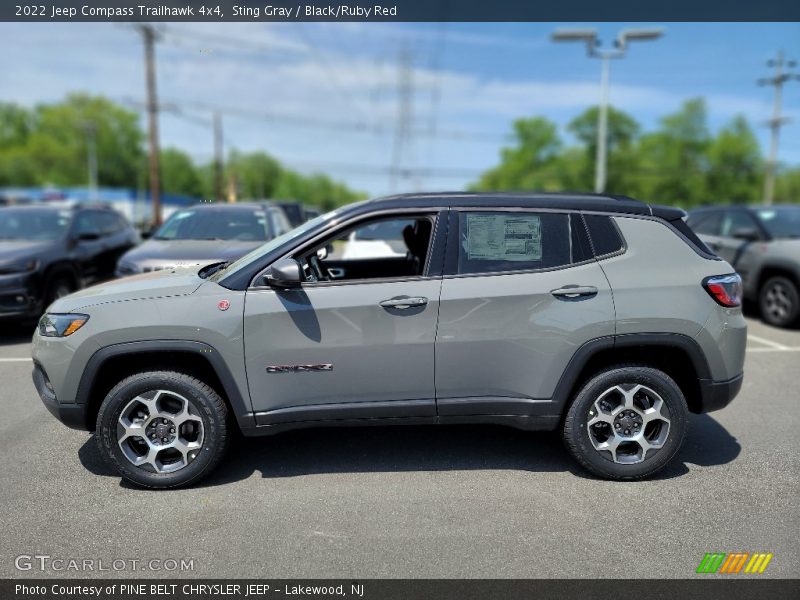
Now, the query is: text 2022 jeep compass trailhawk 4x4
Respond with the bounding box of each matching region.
[32,193,747,488]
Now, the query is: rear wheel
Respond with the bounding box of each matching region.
[759,276,799,328]
[96,371,229,489]
[563,366,688,480]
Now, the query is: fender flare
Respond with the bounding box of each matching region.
[550,332,713,409]
[76,340,255,431]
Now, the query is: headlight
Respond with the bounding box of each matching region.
[0,258,39,275]
[38,313,89,337]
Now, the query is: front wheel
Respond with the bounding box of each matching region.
[96,371,229,489]
[563,366,688,481]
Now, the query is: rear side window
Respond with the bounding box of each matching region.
[457,212,590,275]
[584,215,625,257]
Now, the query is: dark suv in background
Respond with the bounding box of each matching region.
[0,203,138,320]
[687,205,800,327]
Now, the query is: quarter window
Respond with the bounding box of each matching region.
[457,212,589,275]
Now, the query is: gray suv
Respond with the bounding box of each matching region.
[687,205,800,328]
[32,193,747,488]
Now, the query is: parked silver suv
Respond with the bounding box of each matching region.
[687,205,800,328]
[32,193,747,488]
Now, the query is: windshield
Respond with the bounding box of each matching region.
[208,210,338,283]
[0,208,71,241]
[154,207,270,241]
[755,207,800,239]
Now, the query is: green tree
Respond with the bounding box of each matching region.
[775,168,800,203]
[226,151,282,199]
[636,98,710,206]
[25,94,144,187]
[705,116,762,204]
[566,106,642,194]
[159,148,203,198]
[471,117,562,191]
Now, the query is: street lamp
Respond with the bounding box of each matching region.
[552,27,664,193]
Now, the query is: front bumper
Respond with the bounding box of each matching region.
[32,362,89,430]
[0,273,41,318]
[697,372,743,413]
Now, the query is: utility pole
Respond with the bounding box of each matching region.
[390,48,414,193]
[213,111,225,202]
[84,121,98,201]
[552,28,664,193]
[135,24,163,226]
[758,51,799,206]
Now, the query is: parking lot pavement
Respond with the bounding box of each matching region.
[1,317,798,580]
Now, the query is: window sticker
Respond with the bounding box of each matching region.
[465,214,542,261]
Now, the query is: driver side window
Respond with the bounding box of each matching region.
[296,214,435,283]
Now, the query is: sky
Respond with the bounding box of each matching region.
[1,21,799,197]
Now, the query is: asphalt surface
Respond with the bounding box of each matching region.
[1,315,798,579]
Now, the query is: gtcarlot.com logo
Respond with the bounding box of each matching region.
[696,552,773,574]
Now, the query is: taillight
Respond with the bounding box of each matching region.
[703,274,743,307]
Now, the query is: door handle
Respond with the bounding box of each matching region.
[551,285,598,300]
[379,296,428,309]
[327,267,345,279]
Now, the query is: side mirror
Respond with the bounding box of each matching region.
[264,258,302,288]
[732,227,760,242]
[76,231,100,241]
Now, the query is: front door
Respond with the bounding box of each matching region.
[243,211,443,425]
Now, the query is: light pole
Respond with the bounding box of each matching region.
[552,27,664,193]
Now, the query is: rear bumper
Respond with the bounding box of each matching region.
[696,373,743,413]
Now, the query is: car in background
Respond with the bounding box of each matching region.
[303,207,321,221]
[687,204,800,327]
[341,217,413,260]
[275,201,309,228]
[115,202,292,277]
[0,204,138,319]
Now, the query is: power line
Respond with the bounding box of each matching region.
[119,95,510,143]
[758,50,799,206]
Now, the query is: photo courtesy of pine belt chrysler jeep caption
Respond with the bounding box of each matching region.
[31,192,747,489]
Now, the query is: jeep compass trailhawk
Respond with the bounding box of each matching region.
[32,193,747,488]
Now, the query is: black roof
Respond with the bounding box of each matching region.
[364,191,684,220]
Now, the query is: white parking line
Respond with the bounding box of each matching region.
[747,334,790,350]
[0,358,32,362]
[747,346,800,353]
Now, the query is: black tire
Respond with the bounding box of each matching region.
[45,274,75,306]
[96,371,229,489]
[563,366,688,481]
[759,276,800,328]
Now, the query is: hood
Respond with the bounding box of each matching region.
[0,240,57,265]
[120,239,262,266]
[48,268,205,313]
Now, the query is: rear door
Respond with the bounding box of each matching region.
[435,209,615,417]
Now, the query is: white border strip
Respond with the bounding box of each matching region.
[747,334,790,350]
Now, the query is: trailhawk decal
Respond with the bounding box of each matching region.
[266,364,333,373]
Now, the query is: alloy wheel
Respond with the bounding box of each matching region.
[586,383,671,464]
[763,281,793,322]
[116,390,204,473]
